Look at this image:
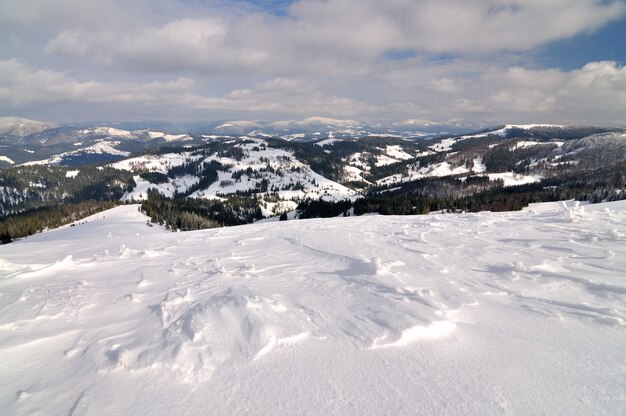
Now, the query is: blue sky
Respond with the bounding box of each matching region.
[241,0,294,14]
[1,0,626,125]
[537,19,626,70]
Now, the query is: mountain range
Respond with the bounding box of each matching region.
[0,116,489,168]
[1,115,624,234]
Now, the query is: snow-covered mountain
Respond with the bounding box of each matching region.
[1,200,624,415]
[110,137,358,216]
[206,117,482,138]
[0,117,58,137]
[0,123,197,167]
[208,117,367,137]
[6,116,621,169]
[3,123,625,223]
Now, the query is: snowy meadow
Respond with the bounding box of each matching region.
[1,201,625,415]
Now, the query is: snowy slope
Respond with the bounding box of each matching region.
[22,142,131,166]
[0,117,57,137]
[462,124,565,139]
[190,139,357,204]
[112,139,357,212]
[1,201,625,415]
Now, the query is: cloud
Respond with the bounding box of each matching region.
[4,58,626,124]
[2,1,626,124]
[209,78,371,115]
[428,78,457,93]
[40,0,626,75]
[0,59,370,118]
[0,59,196,106]
[455,61,626,122]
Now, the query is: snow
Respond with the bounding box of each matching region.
[374,154,400,167]
[22,142,130,166]
[315,138,339,147]
[202,135,232,140]
[121,175,199,201]
[510,123,564,130]
[513,140,540,149]
[112,140,356,215]
[385,145,413,160]
[1,201,625,415]
[93,127,133,139]
[424,161,469,177]
[188,140,357,207]
[472,157,486,173]
[430,137,459,152]
[0,156,15,164]
[111,153,195,174]
[343,165,370,183]
[269,117,361,130]
[346,152,371,170]
[512,140,564,150]
[462,124,565,140]
[216,121,262,130]
[0,117,56,136]
[488,172,543,187]
[160,133,192,142]
[378,161,470,186]
[82,142,131,157]
[415,150,435,157]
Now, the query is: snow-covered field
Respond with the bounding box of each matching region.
[1,201,625,415]
[0,156,15,165]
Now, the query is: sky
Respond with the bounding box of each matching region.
[1,0,625,126]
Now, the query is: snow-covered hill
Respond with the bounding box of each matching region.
[23,141,132,166]
[1,201,624,415]
[0,117,57,137]
[111,138,357,216]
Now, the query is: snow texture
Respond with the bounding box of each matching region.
[0,201,625,415]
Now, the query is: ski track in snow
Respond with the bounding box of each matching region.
[0,201,625,415]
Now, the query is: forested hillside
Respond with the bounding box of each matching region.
[2,125,625,242]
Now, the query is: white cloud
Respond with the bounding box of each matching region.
[41,1,626,75]
[2,1,626,124]
[212,78,373,116]
[3,58,626,124]
[0,59,370,118]
[428,78,457,93]
[0,59,196,106]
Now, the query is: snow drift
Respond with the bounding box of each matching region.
[0,201,625,415]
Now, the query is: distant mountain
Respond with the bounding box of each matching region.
[1,115,624,173]
[205,117,483,138]
[0,117,58,137]
[0,122,197,167]
[3,122,624,225]
[0,116,473,167]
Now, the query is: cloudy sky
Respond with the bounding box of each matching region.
[1,0,625,125]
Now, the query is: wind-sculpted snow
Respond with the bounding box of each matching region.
[0,202,625,415]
